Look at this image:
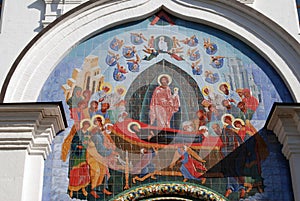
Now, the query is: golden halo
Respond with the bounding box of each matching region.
[92,114,105,125]
[101,82,113,94]
[232,118,245,130]
[218,82,230,93]
[221,113,235,126]
[80,118,92,129]
[157,74,172,86]
[114,85,127,96]
[202,86,212,96]
[127,121,141,133]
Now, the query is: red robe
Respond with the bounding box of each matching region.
[150,86,180,128]
[242,96,259,112]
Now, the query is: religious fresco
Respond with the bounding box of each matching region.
[39,11,294,201]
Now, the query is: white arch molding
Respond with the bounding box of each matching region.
[2,0,300,102]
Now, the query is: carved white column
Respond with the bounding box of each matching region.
[266,103,300,201]
[0,102,67,201]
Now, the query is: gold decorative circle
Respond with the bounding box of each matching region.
[127,121,141,133]
[110,182,228,201]
[92,114,105,125]
[232,118,245,129]
[157,74,172,86]
[221,113,235,126]
[101,82,113,94]
[218,82,230,93]
[80,118,92,129]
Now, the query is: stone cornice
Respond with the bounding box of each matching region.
[266,103,300,159]
[0,102,67,159]
[41,0,255,28]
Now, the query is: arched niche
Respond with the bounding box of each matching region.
[1,0,300,103]
[20,2,297,201]
[125,59,204,129]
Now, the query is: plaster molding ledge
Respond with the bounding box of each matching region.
[42,0,88,27]
[266,103,300,159]
[266,102,300,201]
[0,102,67,159]
[237,0,254,4]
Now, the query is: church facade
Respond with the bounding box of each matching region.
[0,1,300,201]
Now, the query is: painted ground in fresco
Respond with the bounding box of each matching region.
[39,11,293,201]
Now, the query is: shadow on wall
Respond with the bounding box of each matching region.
[28,0,46,32]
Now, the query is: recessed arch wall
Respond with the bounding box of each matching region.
[125,59,204,128]
[1,0,300,103]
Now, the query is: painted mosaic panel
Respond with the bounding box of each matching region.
[39,11,294,201]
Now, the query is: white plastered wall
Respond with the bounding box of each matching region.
[251,0,300,36]
[2,0,300,103]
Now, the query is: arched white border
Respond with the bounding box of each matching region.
[3,0,300,102]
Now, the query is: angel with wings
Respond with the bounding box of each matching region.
[106,50,120,66]
[191,60,203,75]
[187,47,200,61]
[142,45,159,61]
[131,32,147,45]
[110,37,124,51]
[127,54,141,72]
[203,38,218,55]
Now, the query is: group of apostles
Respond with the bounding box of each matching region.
[61,76,260,199]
